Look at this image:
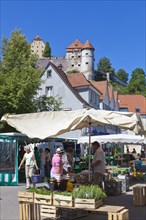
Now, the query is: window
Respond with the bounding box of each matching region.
[71,56,74,58]
[78,55,81,58]
[119,108,128,112]
[47,70,52,78]
[78,64,81,66]
[94,92,97,104]
[89,90,92,102]
[45,86,53,96]
[135,108,140,113]
[86,53,88,55]
[71,64,74,67]
[86,62,88,64]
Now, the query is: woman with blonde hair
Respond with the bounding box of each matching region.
[18,145,38,189]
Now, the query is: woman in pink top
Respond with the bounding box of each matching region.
[50,146,64,181]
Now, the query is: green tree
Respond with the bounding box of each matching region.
[116,68,129,83]
[34,95,63,112]
[97,57,115,74]
[127,68,146,96]
[0,30,42,115]
[42,41,51,57]
[0,30,42,131]
[110,81,128,94]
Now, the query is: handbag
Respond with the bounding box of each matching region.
[31,169,43,184]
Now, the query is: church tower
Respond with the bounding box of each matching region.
[81,40,95,80]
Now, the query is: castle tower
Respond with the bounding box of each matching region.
[31,35,45,58]
[66,39,83,72]
[81,40,95,80]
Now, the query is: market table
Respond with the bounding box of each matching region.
[18,190,129,220]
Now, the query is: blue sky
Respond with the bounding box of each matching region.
[1,0,145,79]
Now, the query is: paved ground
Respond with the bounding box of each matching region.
[0,181,146,220]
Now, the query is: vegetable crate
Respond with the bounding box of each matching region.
[40,205,60,219]
[133,186,146,205]
[18,191,34,203]
[34,193,53,205]
[74,198,103,209]
[53,194,73,207]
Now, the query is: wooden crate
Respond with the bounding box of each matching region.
[18,191,34,203]
[108,209,129,220]
[53,194,73,207]
[19,203,35,220]
[133,186,146,205]
[40,205,60,219]
[96,205,125,214]
[34,193,53,205]
[18,192,37,220]
[74,198,102,209]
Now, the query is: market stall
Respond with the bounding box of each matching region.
[0,133,27,186]
[77,133,145,144]
[1,108,145,183]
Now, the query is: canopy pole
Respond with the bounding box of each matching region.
[88,122,91,182]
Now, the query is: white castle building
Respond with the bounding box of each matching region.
[33,37,95,80]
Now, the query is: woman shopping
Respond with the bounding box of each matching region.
[50,146,64,182]
[18,145,38,189]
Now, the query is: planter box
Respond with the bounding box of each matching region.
[74,198,103,209]
[18,191,34,203]
[53,194,73,207]
[34,193,53,205]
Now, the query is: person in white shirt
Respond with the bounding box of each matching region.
[91,141,105,188]
[18,145,38,189]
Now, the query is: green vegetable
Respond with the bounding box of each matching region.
[73,185,106,200]
[53,191,72,196]
[27,187,51,195]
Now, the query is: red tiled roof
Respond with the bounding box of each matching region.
[118,95,146,115]
[90,81,103,95]
[92,81,108,99]
[66,39,83,50]
[82,40,94,50]
[67,73,90,87]
[34,35,42,41]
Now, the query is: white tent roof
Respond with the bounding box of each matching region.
[78,133,145,144]
[1,108,144,139]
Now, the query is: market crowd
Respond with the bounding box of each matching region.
[18,144,75,189]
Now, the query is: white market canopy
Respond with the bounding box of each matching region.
[1,108,144,139]
[78,133,145,144]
